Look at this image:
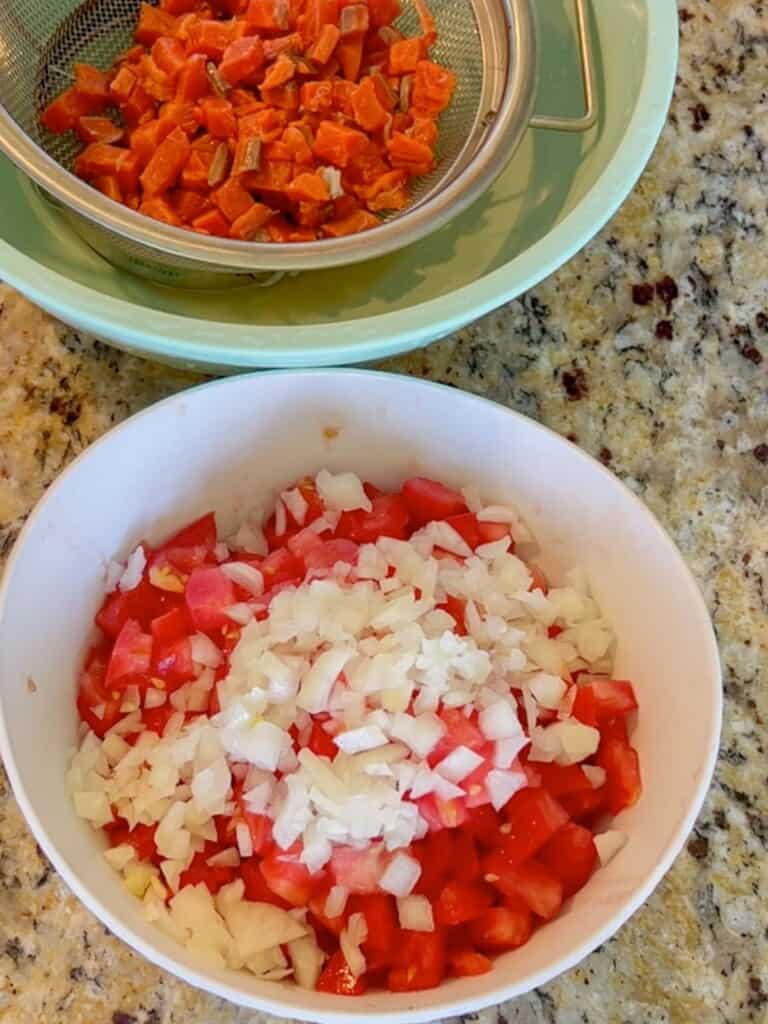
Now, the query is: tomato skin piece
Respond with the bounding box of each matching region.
[400,477,468,527]
[486,858,563,921]
[317,951,367,994]
[469,905,532,952]
[260,848,317,906]
[538,822,598,898]
[434,881,494,926]
[185,566,236,631]
[596,738,641,814]
[105,618,153,689]
[387,929,446,992]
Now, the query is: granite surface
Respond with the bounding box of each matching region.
[1,1,767,1021]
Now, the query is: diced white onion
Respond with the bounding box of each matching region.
[207,847,240,868]
[316,470,372,512]
[583,765,606,788]
[119,546,146,592]
[378,852,421,897]
[396,895,434,932]
[333,725,389,755]
[594,829,628,866]
[340,912,368,977]
[221,561,265,596]
[144,687,167,709]
[190,633,223,668]
[281,488,309,526]
[324,885,348,918]
[236,822,253,859]
[434,745,484,784]
[486,768,527,811]
[479,699,524,740]
[390,712,445,759]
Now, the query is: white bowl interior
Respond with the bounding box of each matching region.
[0,372,720,1022]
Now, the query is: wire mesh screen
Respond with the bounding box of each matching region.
[0,0,486,200]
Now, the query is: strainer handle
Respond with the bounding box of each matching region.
[529,0,597,133]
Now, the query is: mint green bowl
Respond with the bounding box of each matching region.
[0,0,677,370]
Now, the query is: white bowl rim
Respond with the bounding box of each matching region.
[0,369,721,1023]
[0,0,678,368]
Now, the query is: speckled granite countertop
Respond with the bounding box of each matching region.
[1,1,767,1022]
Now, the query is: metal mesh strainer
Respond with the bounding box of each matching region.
[0,0,538,286]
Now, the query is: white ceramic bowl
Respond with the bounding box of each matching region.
[0,371,720,1022]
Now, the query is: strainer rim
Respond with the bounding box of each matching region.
[0,0,537,272]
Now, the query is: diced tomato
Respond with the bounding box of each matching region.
[444,829,480,885]
[77,644,123,737]
[488,858,563,920]
[260,847,317,906]
[304,538,359,574]
[239,859,291,907]
[490,787,570,868]
[261,547,305,587]
[307,719,338,758]
[571,684,598,727]
[417,793,468,832]
[185,566,236,631]
[464,804,502,850]
[538,822,597,898]
[477,520,511,545]
[42,88,90,133]
[335,493,410,543]
[469,905,532,952]
[596,738,641,814]
[529,763,594,797]
[400,476,468,527]
[449,949,493,976]
[442,512,481,549]
[97,577,179,638]
[153,512,218,572]
[105,618,153,689]
[428,707,485,765]
[150,605,191,647]
[578,679,638,721]
[179,843,237,894]
[152,637,196,687]
[106,821,158,863]
[411,830,452,898]
[317,950,367,994]
[558,786,607,823]
[349,892,397,953]
[600,715,629,745]
[330,843,385,894]
[434,880,493,926]
[387,929,446,991]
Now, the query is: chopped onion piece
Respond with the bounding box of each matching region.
[397,894,434,932]
[479,699,524,740]
[119,546,146,592]
[434,745,484,784]
[333,725,389,755]
[378,852,421,897]
[595,830,628,866]
[221,561,264,596]
[340,912,368,977]
[190,633,223,668]
[316,470,372,512]
[235,822,253,859]
[390,712,445,758]
[281,488,308,526]
[324,885,348,918]
[486,768,527,811]
[287,933,325,989]
[583,765,606,788]
[207,847,240,868]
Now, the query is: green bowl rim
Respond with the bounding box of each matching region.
[0,0,677,368]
